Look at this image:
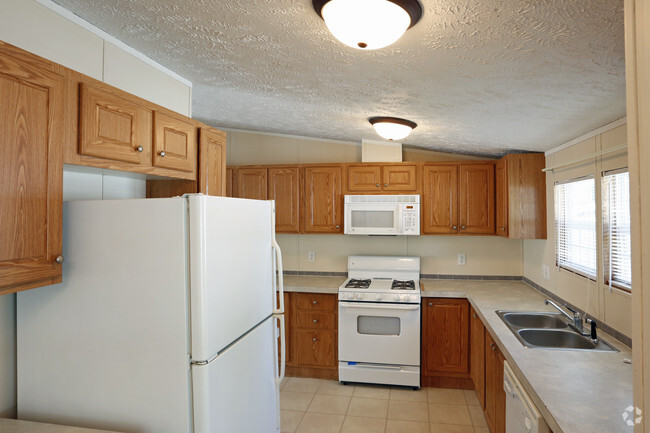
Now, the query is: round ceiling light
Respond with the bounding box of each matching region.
[312,0,423,50]
[369,117,417,141]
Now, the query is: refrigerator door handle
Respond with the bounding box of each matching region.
[270,201,284,315]
[274,313,286,430]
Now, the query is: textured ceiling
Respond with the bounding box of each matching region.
[52,0,625,156]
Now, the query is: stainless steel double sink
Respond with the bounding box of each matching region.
[496,311,618,352]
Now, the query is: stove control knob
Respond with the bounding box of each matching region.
[376,295,383,301]
[356,294,362,300]
[404,295,412,302]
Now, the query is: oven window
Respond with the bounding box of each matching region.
[357,316,401,336]
[351,210,395,228]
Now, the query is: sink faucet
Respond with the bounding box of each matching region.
[544,299,585,333]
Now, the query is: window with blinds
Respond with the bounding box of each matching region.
[554,177,597,278]
[602,170,631,291]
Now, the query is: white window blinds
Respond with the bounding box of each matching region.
[554,177,597,278]
[602,170,631,291]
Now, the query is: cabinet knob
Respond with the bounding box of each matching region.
[312,337,317,342]
[159,150,166,157]
[55,255,64,264]
[312,300,318,305]
[384,183,388,187]
[428,302,433,306]
[500,227,506,231]
[335,225,340,229]
[452,226,457,230]
[136,146,144,152]
[376,183,380,187]
[313,319,318,323]
[473,313,477,318]
[461,225,466,230]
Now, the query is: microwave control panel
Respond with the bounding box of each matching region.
[402,204,420,235]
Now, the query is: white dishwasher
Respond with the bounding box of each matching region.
[504,361,549,433]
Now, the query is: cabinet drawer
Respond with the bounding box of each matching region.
[294,330,337,367]
[295,293,337,311]
[296,311,336,330]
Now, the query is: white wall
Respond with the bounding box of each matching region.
[0,0,192,418]
[229,130,524,276]
[522,121,631,336]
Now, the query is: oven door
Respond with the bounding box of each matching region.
[338,301,420,366]
[344,203,401,235]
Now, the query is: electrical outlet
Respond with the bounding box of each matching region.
[543,264,550,280]
[308,252,315,262]
[458,253,466,266]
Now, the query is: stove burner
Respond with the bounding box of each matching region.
[391,280,416,290]
[345,279,371,289]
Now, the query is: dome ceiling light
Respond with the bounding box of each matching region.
[369,117,417,141]
[312,0,423,50]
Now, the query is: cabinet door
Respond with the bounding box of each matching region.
[422,165,458,234]
[268,167,300,233]
[303,166,343,233]
[0,42,64,294]
[153,111,197,173]
[495,159,508,236]
[382,164,417,191]
[485,331,505,433]
[422,299,469,375]
[79,82,152,164]
[294,330,337,367]
[459,163,495,234]
[347,165,381,192]
[198,127,226,196]
[236,168,267,200]
[470,306,486,409]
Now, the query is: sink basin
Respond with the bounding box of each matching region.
[500,312,568,329]
[496,310,618,352]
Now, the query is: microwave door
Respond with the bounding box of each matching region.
[345,204,400,234]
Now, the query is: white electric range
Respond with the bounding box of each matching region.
[338,256,421,389]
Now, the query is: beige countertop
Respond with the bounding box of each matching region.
[0,419,119,433]
[283,275,634,433]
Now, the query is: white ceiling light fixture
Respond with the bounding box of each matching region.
[369,116,417,141]
[312,0,423,50]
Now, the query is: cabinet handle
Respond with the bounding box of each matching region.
[136,146,144,152]
[312,300,318,305]
[452,226,457,230]
[312,337,317,342]
[55,255,64,264]
[159,151,166,157]
[313,319,318,323]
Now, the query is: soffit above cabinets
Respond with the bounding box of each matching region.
[50,0,625,156]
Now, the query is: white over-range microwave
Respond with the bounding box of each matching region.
[344,195,420,235]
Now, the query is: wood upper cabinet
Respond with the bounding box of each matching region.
[422,164,459,234]
[152,111,197,173]
[346,163,417,192]
[470,306,486,409]
[226,168,233,197]
[0,41,64,294]
[268,167,300,233]
[459,163,495,234]
[485,331,506,433]
[303,166,343,233]
[496,153,547,239]
[198,127,226,196]
[422,298,470,376]
[236,167,267,200]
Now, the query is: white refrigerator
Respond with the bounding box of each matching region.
[17,195,285,433]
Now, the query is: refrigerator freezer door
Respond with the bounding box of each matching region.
[192,316,279,433]
[17,199,192,433]
[188,195,275,361]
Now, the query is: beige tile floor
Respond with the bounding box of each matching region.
[280,377,490,433]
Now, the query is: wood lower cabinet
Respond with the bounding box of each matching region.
[303,166,343,233]
[269,167,300,233]
[470,306,486,409]
[346,163,417,192]
[496,153,546,239]
[421,298,472,388]
[0,41,64,294]
[286,293,338,379]
[485,331,506,433]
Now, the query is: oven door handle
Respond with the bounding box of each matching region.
[339,302,420,311]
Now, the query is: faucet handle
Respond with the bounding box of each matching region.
[564,304,580,317]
